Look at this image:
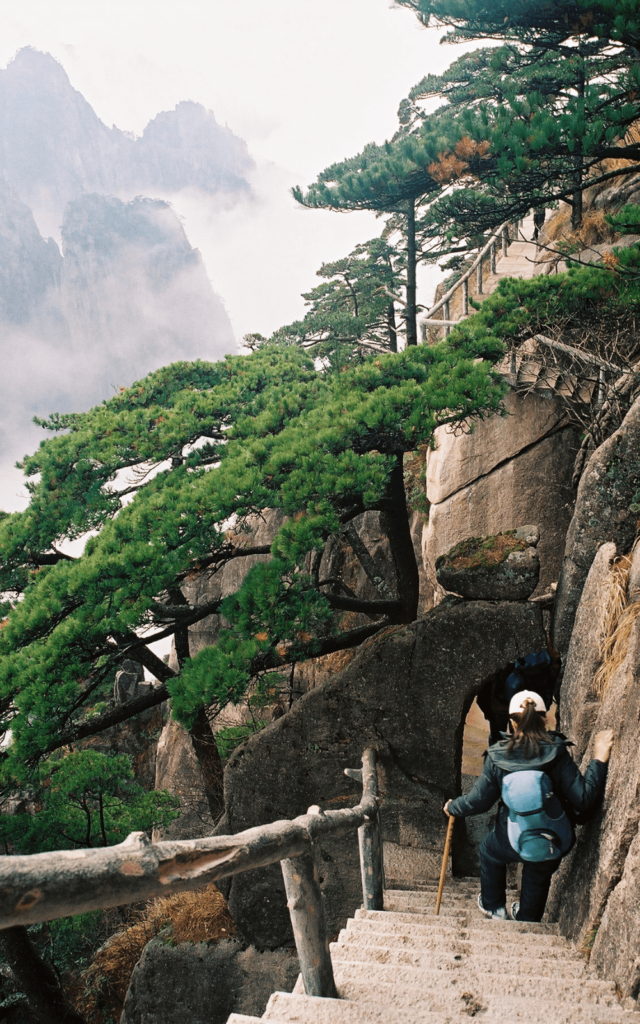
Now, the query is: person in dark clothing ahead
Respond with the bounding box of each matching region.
[445,690,613,922]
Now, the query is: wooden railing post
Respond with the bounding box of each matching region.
[476,260,483,295]
[502,225,509,256]
[461,278,468,316]
[281,852,338,998]
[490,241,497,275]
[443,300,451,338]
[358,750,384,911]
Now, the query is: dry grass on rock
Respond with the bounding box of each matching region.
[593,552,640,699]
[74,885,235,1023]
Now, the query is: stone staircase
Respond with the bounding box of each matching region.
[227,878,640,1024]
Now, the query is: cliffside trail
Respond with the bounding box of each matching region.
[227,879,640,1024]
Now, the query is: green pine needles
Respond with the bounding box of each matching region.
[0,337,506,810]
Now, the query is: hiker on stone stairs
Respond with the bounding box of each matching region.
[444,691,613,924]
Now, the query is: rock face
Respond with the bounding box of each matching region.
[426,392,565,504]
[547,541,640,1003]
[80,659,163,792]
[60,193,234,385]
[553,396,640,657]
[121,937,299,1024]
[555,543,616,758]
[436,527,540,601]
[153,718,215,841]
[219,600,546,948]
[423,391,578,610]
[0,182,62,326]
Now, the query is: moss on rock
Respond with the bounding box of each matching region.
[436,530,527,573]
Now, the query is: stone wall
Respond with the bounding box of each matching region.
[553,396,640,657]
[218,600,546,948]
[547,541,640,1004]
[423,390,578,611]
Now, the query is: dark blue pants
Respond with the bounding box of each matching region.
[480,815,561,922]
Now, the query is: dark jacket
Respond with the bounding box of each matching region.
[449,732,607,822]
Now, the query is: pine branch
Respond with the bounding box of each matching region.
[40,621,393,757]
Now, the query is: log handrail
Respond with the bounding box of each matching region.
[0,747,384,1000]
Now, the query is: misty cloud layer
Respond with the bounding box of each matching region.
[0,184,235,511]
[0,47,250,511]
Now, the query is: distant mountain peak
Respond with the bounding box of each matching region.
[0,49,254,236]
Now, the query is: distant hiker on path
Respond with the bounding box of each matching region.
[533,207,546,242]
[444,691,613,923]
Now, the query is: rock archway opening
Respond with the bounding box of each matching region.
[452,679,558,876]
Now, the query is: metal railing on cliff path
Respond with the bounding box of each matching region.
[0,747,384,1001]
[420,218,518,338]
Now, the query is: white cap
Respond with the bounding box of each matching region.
[509,690,546,715]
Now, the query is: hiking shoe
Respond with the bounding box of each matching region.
[511,901,520,921]
[478,894,509,920]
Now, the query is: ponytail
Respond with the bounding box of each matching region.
[506,699,549,758]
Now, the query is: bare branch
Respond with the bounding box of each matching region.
[534,334,623,373]
[325,593,401,614]
[177,545,272,580]
[41,621,392,757]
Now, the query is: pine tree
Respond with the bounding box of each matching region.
[292,138,447,345]
[257,236,403,360]
[298,2,640,272]
[402,43,638,232]
[393,0,640,51]
[393,0,640,230]
[0,340,506,818]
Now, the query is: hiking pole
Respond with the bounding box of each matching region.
[435,814,455,916]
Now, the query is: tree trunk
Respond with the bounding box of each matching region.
[382,454,420,623]
[173,605,225,825]
[189,705,225,824]
[571,159,583,231]
[571,68,585,231]
[0,926,86,1024]
[387,301,397,352]
[405,199,418,346]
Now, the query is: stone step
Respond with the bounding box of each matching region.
[329,960,618,1006]
[226,1017,264,1024]
[386,891,480,904]
[383,900,467,918]
[338,926,584,959]
[384,892,503,915]
[356,907,561,935]
[387,880,484,893]
[346,921,571,954]
[331,939,589,976]
[384,889,475,910]
[324,977,634,1024]
[262,992,446,1024]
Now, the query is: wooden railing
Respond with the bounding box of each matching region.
[421,218,521,339]
[0,748,383,1000]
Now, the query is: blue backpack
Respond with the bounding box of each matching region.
[502,770,573,862]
